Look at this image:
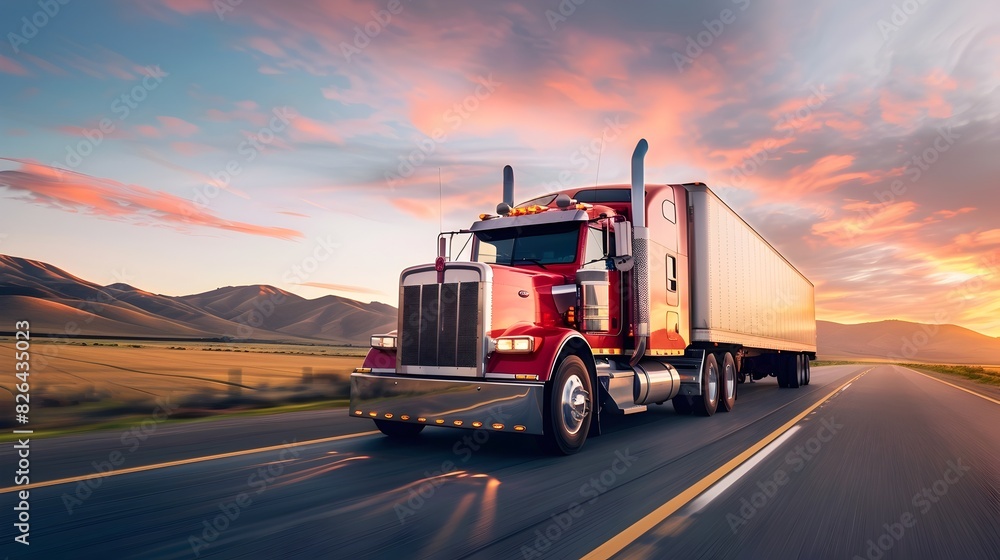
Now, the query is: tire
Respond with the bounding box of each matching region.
[718,352,737,413]
[803,357,811,386]
[544,356,593,455]
[692,353,719,416]
[374,419,424,439]
[672,394,692,415]
[787,354,800,389]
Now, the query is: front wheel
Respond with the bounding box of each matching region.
[543,356,593,455]
[374,419,424,439]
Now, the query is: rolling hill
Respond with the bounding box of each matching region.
[0,254,395,345]
[817,319,1000,365]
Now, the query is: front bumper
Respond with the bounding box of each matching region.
[350,372,545,435]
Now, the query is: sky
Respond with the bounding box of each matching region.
[0,0,998,337]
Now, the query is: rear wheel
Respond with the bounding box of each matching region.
[787,354,801,389]
[692,353,719,416]
[803,357,811,386]
[544,356,593,455]
[718,352,737,413]
[374,419,424,439]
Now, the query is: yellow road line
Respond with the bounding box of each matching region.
[0,430,378,494]
[902,367,1000,405]
[582,368,872,560]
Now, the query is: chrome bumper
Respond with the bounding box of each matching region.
[350,372,545,435]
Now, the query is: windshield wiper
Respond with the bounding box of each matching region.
[512,258,549,270]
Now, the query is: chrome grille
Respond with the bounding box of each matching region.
[400,281,480,369]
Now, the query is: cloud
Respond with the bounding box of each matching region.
[0,54,29,76]
[0,158,302,241]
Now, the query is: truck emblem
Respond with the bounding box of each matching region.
[518,290,530,298]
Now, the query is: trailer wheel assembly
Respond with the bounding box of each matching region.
[692,353,720,416]
[718,352,737,412]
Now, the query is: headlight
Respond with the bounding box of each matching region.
[370,335,397,349]
[494,336,536,353]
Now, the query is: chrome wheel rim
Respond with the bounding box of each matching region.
[560,374,589,435]
[707,365,719,404]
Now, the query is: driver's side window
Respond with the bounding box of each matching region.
[582,225,607,270]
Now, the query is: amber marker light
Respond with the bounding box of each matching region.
[514,425,526,432]
[492,423,504,430]
[453,420,464,426]
[472,421,483,428]
[400,415,411,421]
[435,419,445,424]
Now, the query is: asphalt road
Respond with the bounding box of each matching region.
[2,365,998,559]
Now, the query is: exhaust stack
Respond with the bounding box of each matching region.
[629,139,649,367]
[497,165,514,215]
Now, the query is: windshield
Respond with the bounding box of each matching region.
[475,222,580,265]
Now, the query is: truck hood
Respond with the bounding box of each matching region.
[487,264,570,336]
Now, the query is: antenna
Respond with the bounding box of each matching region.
[438,167,443,233]
[594,131,604,185]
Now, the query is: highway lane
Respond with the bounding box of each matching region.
[2,365,997,559]
[612,364,1000,560]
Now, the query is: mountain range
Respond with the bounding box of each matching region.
[0,254,396,345]
[0,254,997,364]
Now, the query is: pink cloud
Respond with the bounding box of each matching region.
[157,116,199,137]
[288,116,342,145]
[0,158,301,241]
[0,54,29,76]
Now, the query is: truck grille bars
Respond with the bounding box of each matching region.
[400,281,481,368]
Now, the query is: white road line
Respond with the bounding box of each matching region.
[841,382,852,391]
[687,426,802,514]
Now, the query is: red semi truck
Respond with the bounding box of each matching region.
[351,139,816,454]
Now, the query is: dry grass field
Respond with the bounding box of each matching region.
[0,337,367,430]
